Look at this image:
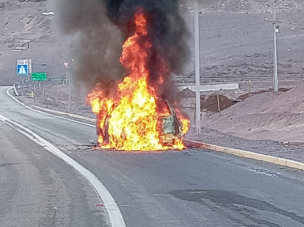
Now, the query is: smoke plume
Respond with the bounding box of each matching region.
[55,0,190,102]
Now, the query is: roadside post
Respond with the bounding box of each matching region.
[34,82,36,102]
[68,73,71,110]
[31,72,47,102]
[42,82,45,101]
[64,62,69,85]
[217,94,220,112]
[64,62,71,110]
[248,80,251,95]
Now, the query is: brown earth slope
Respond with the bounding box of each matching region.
[204,82,304,143]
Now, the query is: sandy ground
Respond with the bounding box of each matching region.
[204,82,304,143]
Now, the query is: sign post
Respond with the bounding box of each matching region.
[34,82,36,102]
[42,82,45,102]
[67,71,71,110]
[31,72,47,102]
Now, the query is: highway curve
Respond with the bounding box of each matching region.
[1,86,304,227]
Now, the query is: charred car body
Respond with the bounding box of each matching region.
[96,99,184,146]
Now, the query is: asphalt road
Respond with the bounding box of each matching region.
[0,113,109,226]
[1,86,304,227]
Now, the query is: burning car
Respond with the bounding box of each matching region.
[157,99,184,145]
[96,99,185,147]
[88,10,189,151]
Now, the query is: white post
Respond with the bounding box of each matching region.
[194,0,201,134]
[68,37,72,109]
[42,81,45,102]
[68,76,71,110]
[33,82,36,102]
[273,0,278,92]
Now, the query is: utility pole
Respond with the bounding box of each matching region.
[273,0,279,92]
[194,0,201,134]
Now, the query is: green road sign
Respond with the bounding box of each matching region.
[31,72,47,81]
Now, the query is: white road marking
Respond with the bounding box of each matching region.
[6,88,25,106]
[6,88,95,128]
[0,113,126,227]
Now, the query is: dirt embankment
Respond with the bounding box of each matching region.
[178,88,236,113]
[203,83,304,143]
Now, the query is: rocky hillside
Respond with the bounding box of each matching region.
[1,0,303,88]
[0,0,67,85]
[180,0,304,85]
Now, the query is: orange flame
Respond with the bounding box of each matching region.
[87,10,189,151]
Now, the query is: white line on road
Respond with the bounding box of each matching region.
[0,113,126,227]
[6,88,95,128]
[6,87,25,106]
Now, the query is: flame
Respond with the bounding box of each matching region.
[87,10,189,151]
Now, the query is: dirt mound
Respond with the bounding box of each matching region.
[201,94,235,112]
[204,83,304,143]
[260,84,304,114]
[178,88,237,115]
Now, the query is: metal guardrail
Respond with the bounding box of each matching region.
[175,77,304,83]
[13,83,19,96]
[45,78,69,81]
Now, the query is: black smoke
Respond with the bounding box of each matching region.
[103,0,190,103]
[54,0,189,102]
[53,0,124,96]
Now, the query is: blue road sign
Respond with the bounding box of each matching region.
[17,64,28,76]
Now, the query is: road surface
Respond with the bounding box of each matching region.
[1,86,304,227]
[0,113,108,226]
